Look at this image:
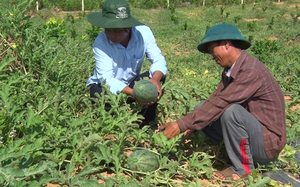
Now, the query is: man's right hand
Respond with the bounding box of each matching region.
[158,122,181,139]
[182,129,195,141]
[159,122,196,140]
[122,86,154,106]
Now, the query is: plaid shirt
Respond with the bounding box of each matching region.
[177,50,286,159]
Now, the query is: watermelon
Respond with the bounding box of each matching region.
[128,150,159,172]
[133,80,158,103]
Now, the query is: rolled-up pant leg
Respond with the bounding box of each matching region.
[203,104,270,176]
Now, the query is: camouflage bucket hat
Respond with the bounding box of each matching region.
[197,23,251,53]
[87,0,143,28]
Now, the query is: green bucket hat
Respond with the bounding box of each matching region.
[197,23,251,53]
[87,0,143,28]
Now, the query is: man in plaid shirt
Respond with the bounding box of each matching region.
[159,23,286,181]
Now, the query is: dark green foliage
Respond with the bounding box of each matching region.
[38,0,105,11]
[220,6,226,15]
[290,13,300,23]
[267,16,274,30]
[247,21,257,32]
[262,6,268,12]
[234,15,242,23]
[250,39,280,63]
[85,25,103,44]
[226,12,231,18]
[171,14,179,24]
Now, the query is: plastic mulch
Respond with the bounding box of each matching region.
[262,140,300,186]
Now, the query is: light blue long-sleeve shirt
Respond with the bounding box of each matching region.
[86,25,168,95]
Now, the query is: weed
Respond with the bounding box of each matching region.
[290,13,300,24]
[220,6,226,16]
[278,8,286,19]
[171,14,179,24]
[250,39,280,63]
[226,12,230,18]
[247,21,257,32]
[234,15,242,23]
[262,6,268,12]
[268,16,275,30]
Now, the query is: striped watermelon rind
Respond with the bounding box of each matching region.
[128,150,159,172]
[133,80,158,103]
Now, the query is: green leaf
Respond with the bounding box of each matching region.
[66,163,75,180]
[19,155,34,169]
[74,166,101,179]
[0,167,25,178]
[23,161,47,177]
[76,134,101,150]
[44,152,61,163]
[0,50,15,72]
[71,176,102,187]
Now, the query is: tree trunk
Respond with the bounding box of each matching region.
[203,0,205,6]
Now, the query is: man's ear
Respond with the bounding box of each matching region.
[223,40,230,50]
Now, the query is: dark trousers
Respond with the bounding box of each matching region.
[89,71,165,123]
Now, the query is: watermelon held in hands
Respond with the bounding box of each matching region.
[128,150,160,172]
[133,80,158,103]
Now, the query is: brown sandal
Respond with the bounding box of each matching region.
[215,167,248,181]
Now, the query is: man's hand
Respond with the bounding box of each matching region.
[158,122,181,139]
[133,96,155,106]
[183,129,195,141]
[149,71,164,100]
[122,86,154,106]
[149,78,162,100]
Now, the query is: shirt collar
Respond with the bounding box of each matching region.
[226,62,235,77]
[226,51,242,77]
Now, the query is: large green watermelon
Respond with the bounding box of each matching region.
[128,150,159,172]
[133,80,158,103]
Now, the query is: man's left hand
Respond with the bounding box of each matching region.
[149,79,162,100]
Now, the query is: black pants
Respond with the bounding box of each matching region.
[89,71,165,123]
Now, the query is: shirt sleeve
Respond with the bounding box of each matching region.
[138,26,168,77]
[177,68,262,132]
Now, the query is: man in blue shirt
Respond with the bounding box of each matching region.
[86,0,168,126]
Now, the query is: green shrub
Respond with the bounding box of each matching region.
[250,39,280,63]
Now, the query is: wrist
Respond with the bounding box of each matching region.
[151,71,164,81]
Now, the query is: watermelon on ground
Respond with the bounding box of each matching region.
[128,149,159,172]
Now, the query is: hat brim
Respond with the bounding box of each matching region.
[87,12,144,28]
[197,34,251,53]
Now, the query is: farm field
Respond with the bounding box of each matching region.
[1,0,300,186]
